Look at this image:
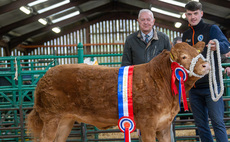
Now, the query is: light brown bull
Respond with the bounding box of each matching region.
[27,42,210,142]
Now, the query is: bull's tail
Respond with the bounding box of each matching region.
[26,109,43,141]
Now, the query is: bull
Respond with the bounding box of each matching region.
[27,42,210,142]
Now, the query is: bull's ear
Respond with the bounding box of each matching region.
[193,41,205,53]
[170,46,178,60]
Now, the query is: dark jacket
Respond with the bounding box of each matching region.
[182,20,230,88]
[121,29,171,66]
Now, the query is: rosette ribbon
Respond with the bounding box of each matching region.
[117,66,136,142]
[171,62,189,111]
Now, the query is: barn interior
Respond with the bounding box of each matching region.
[0,0,230,141]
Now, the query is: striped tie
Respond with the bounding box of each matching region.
[145,34,149,43]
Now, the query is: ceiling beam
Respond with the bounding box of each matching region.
[10,1,188,47]
[154,12,187,26]
[140,0,185,12]
[10,0,229,48]
[0,0,87,37]
[31,12,137,45]
[0,0,35,14]
[29,11,186,45]
[9,1,116,49]
[0,39,8,48]
[203,13,230,29]
[10,1,142,47]
[200,0,230,8]
[30,11,185,46]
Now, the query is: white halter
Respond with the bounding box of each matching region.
[170,53,206,78]
[186,54,207,78]
[206,39,224,102]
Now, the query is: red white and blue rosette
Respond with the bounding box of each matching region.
[117,66,136,142]
[118,116,136,142]
[171,62,189,111]
[118,116,136,133]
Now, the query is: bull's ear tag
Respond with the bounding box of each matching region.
[170,53,174,60]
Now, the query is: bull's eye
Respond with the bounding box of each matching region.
[182,56,186,59]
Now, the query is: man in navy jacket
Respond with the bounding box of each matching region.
[182,1,230,142]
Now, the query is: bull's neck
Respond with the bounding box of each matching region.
[184,76,198,92]
[147,52,198,94]
[148,52,172,86]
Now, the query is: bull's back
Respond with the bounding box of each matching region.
[35,64,119,116]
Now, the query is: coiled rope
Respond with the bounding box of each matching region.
[206,39,224,102]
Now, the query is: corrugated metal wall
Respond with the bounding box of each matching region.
[0,19,182,65]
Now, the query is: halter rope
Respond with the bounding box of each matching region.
[206,39,224,102]
[187,54,207,78]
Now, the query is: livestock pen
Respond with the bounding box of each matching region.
[0,43,230,142]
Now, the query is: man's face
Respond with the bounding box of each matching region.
[137,12,155,34]
[185,9,203,26]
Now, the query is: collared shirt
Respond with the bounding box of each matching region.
[141,29,154,43]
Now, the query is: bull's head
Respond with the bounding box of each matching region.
[170,41,210,78]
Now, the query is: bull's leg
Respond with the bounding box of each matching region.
[54,117,75,142]
[156,125,171,142]
[139,127,156,142]
[39,118,60,142]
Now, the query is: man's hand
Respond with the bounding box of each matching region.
[225,51,230,57]
[206,40,216,51]
[225,67,230,76]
